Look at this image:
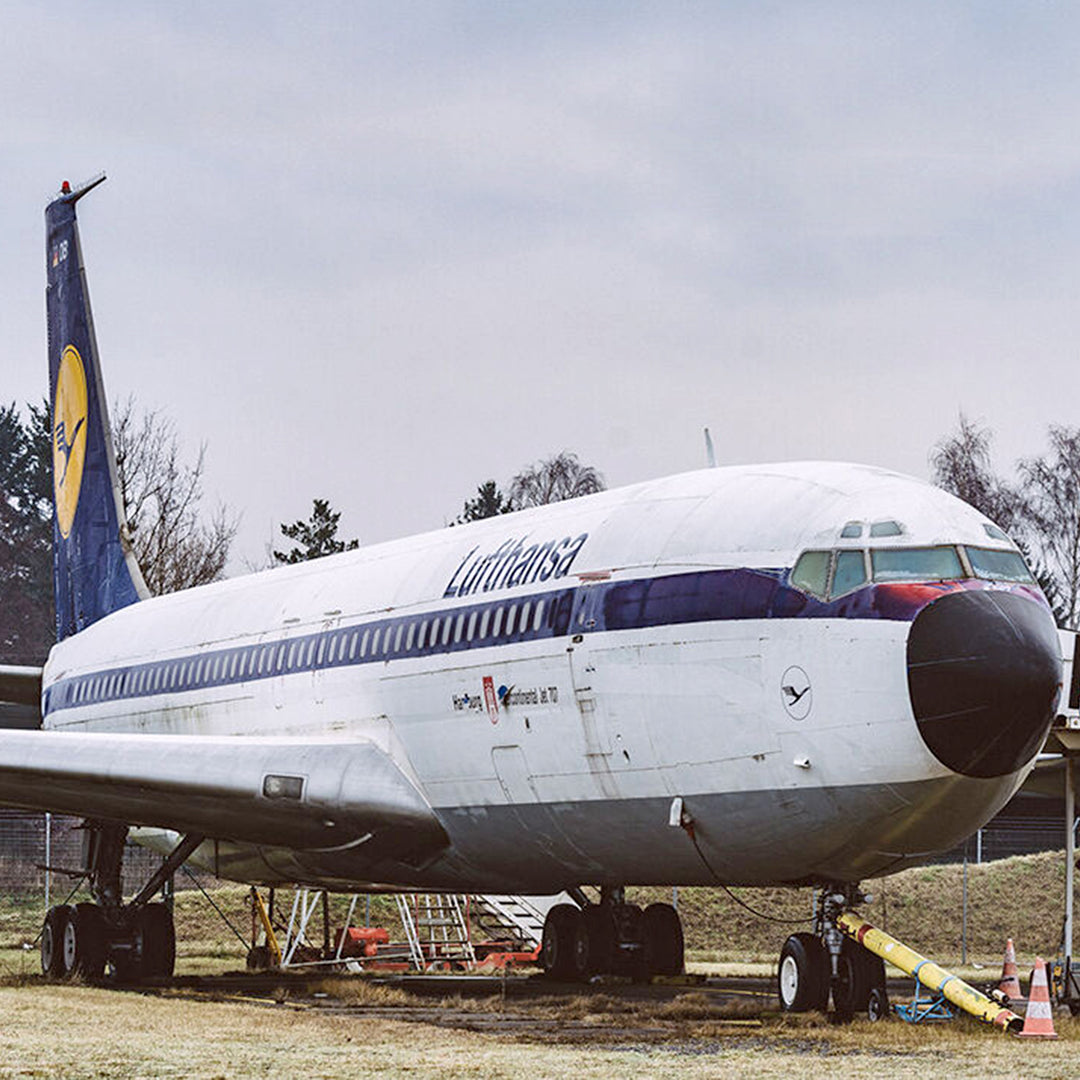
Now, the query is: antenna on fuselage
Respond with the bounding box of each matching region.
[704,427,717,468]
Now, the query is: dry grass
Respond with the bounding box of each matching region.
[0,983,1078,1080]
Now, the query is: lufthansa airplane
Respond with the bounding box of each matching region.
[0,176,1063,1016]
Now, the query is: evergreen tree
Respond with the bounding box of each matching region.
[274,498,359,564]
[457,480,513,523]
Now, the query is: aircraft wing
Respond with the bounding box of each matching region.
[0,730,448,864]
[0,666,43,710]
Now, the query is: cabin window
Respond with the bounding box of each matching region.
[870,520,903,538]
[830,550,868,598]
[360,629,370,658]
[871,546,964,582]
[394,624,404,652]
[506,605,518,636]
[349,631,359,659]
[327,636,337,664]
[229,653,239,679]
[371,627,381,655]
[405,622,415,651]
[479,609,490,639]
[418,621,428,650]
[442,617,453,646]
[429,617,440,648]
[791,550,831,600]
[466,611,477,641]
[533,600,545,631]
[492,607,504,637]
[454,613,465,644]
[965,546,1035,584]
[520,601,531,633]
[317,638,326,665]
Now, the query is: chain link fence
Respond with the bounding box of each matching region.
[0,810,180,903]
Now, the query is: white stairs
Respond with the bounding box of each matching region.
[469,893,571,951]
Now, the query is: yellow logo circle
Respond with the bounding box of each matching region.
[53,344,89,539]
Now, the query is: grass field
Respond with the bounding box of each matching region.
[0,981,1076,1079]
[0,851,1074,1077]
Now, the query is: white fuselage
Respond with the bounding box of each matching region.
[39,462,1044,891]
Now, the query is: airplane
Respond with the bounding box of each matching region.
[0,174,1063,1015]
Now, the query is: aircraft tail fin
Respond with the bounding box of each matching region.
[45,176,149,641]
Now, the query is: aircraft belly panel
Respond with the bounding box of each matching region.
[147,772,1022,894]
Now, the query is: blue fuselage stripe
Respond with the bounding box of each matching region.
[41,564,966,717]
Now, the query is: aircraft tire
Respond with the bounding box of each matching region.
[642,903,684,977]
[137,903,176,979]
[41,905,75,979]
[831,938,877,1020]
[72,903,107,979]
[778,933,829,1012]
[581,905,615,977]
[866,985,889,1022]
[541,904,583,981]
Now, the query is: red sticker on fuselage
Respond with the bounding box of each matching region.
[482,676,499,725]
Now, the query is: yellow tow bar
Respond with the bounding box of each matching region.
[250,887,283,968]
[838,912,1023,1032]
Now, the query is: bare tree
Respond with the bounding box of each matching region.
[929,414,1027,534]
[508,451,605,509]
[1020,426,1080,629]
[112,398,238,595]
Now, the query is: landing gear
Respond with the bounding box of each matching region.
[777,884,888,1022]
[540,888,685,983]
[778,932,829,1012]
[39,821,201,983]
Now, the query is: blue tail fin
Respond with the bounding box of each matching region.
[45,176,148,641]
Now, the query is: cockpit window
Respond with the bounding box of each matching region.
[983,523,1010,542]
[871,546,963,582]
[840,522,863,538]
[791,550,831,599]
[965,546,1035,584]
[869,520,903,538]
[831,550,868,598]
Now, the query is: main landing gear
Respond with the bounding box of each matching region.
[540,887,685,982]
[777,884,887,1021]
[40,822,203,982]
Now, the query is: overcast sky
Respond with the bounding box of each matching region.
[4,2,1080,571]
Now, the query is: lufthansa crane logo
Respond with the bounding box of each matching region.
[780,665,812,720]
[53,344,89,539]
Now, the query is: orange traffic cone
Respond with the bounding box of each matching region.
[1015,957,1057,1038]
[998,939,1024,1002]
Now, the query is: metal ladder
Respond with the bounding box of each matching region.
[396,894,476,971]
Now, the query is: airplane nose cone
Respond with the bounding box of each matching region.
[907,590,1061,778]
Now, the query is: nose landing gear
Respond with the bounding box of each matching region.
[778,884,887,1021]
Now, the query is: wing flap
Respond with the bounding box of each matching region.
[0,731,447,864]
